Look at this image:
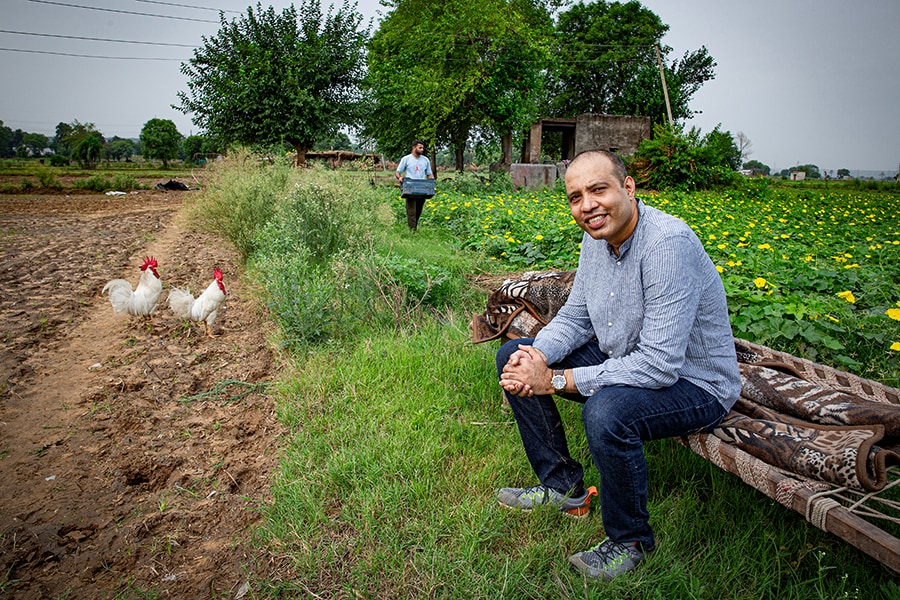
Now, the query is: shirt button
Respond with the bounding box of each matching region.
[609,292,614,297]
[607,322,613,327]
[616,261,621,266]
[589,389,596,394]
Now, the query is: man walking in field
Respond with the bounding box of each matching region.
[496,150,741,580]
[395,139,434,230]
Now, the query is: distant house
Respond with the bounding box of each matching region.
[790,170,806,181]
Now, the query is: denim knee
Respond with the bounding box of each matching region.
[582,392,628,445]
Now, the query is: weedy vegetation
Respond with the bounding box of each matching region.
[184,154,900,599]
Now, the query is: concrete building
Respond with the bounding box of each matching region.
[510,113,652,189]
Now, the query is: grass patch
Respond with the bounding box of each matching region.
[179,159,898,598]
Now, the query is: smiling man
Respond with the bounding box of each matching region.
[495,149,741,581]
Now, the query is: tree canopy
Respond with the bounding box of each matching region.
[175,0,369,166]
[71,136,103,169]
[548,1,715,126]
[743,159,771,176]
[140,119,182,168]
[364,0,553,169]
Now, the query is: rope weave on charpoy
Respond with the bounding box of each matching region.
[805,487,846,530]
[735,448,775,495]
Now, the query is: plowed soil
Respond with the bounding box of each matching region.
[0,188,283,598]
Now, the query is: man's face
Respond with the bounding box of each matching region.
[564,154,638,250]
[412,143,424,156]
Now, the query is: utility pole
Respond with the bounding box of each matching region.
[654,44,674,131]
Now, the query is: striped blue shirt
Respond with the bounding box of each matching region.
[533,199,741,409]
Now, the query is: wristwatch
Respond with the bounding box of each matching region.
[551,369,566,393]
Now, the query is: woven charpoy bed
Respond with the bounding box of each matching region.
[471,270,900,573]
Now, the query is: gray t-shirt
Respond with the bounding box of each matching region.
[396,153,433,179]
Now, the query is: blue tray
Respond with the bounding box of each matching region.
[401,178,435,198]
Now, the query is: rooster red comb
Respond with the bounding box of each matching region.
[140,256,158,270]
[214,267,223,281]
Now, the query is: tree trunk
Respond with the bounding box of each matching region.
[500,130,512,171]
[293,143,308,167]
[454,144,465,173]
[452,124,469,173]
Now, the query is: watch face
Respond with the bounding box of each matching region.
[552,374,566,391]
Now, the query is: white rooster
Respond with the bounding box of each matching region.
[102,256,162,318]
[167,267,228,336]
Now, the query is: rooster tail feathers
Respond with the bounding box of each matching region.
[102,279,131,296]
[167,287,195,319]
[102,279,134,314]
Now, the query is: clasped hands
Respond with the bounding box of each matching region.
[499,344,553,397]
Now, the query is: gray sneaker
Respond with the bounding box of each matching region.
[496,484,597,518]
[567,538,649,580]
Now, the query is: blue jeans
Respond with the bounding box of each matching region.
[496,338,726,550]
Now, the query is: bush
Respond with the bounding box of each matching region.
[49,154,70,167]
[629,124,741,191]
[35,168,62,189]
[266,182,363,264]
[71,174,140,192]
[440,171,513,195]
[185,149,291,259]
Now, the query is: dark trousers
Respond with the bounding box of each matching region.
[496,337,727,550]
[405,195,427,230]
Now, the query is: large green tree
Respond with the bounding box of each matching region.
[140,119,182,168]
[105,137,136,162]
[71,136,103,169]
[176,1,369,166]
[364,0,553,170]
[54,120,104,167]
[743,159,771,176]
[22,132,49,157]
[548,1,715,126]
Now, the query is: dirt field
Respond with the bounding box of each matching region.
[0,186,283,598]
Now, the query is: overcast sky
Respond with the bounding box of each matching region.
[1,0,898,174]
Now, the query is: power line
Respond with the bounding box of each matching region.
[27,0,219,23]
[133,0,241,14]
[0,47,186,60]
[0,29,196,47]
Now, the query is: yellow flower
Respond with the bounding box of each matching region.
[836,290,856,304]
[892,342,900,352]
[757,243,772,250]
[715,265,724,273]
[826,315,840,323]
[534,234,544,241]
[887,308,900,321]
[753,277,767,289]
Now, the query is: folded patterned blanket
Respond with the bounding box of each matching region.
[471,270,900,492]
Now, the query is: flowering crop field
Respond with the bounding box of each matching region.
[417,180,900,384]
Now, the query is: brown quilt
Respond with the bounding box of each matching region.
[471,270,900,493]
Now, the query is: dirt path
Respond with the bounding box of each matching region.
[0,190,283,598]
